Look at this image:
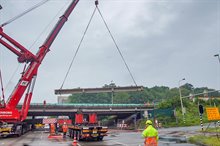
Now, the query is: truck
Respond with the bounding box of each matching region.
[0,0,80,137]
[68,113,108,141]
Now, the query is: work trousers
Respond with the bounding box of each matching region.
[144,137,158,146]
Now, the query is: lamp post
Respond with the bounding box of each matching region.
[178,78,185,123]
[214,54,220,63]
[214,54,220,97]
[110,80,114,104]
[214,54,220,127]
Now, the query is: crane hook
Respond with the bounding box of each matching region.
[95,0,99,6]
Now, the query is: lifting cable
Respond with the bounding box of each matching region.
[60,0,138,89]
[95,2,137,86]
[0,0,66,100]
[28,0,69,51]
[2,0,67,91]
[1,0,49,27]
[0,69,6,106]
[0,0,53,93]
[60,3,98,89]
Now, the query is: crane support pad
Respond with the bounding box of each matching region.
[55,86,143,95]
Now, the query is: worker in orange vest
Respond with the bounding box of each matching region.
[142,120,158,146]
[50,123,56,135]
[62,122,68,138]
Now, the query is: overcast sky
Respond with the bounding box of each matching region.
[0,0,219,103]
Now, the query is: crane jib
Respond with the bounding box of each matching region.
[0,0,80,122]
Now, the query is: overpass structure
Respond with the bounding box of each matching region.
[17,103,154,116]
[17,103,154,124]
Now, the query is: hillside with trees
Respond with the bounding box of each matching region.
[68,83,220,105]
[68,83,220,127]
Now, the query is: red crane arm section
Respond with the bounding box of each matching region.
[0,0,80,122]
[6,62,38,109]
[0,27,37,63]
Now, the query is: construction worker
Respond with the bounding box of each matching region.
[62,122,68,138]
[142,120,159,146]
[50,123,56,135]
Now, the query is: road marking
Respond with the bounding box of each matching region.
[41,131,43,139]
[113,141,128,146]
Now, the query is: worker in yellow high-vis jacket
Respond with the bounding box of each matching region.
[142,120,159,146]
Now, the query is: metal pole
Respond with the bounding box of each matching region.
[111,89,114,104]
[214,54,220,128]
[199,113,204,131]
[178,78,185,123]
[214,54,220,64]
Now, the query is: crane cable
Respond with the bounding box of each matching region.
[0,0,66,98]
[60,0,137,89]
[0,69,6,106]
[1,0,49,27]
[96,3,137,86]
[60,5,98,89]
[0,0,56,92]
[0,0,49,91]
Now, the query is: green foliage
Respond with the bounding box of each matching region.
[68,83,220,106]
[68,92,111,104]
[189,135,220,146]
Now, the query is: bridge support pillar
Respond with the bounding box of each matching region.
[31,116,36,129]
[133,114,137,130]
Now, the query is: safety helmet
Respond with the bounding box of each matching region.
[145,120,152,125]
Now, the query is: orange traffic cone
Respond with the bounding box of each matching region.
[72,136,78,146]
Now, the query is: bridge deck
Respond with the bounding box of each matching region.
[54,86,144,94]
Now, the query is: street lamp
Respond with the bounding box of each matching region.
[214,54,220,63]
[214,53,220,107]
[178,78,185,123]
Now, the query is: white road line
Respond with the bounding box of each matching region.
[41,131,43,139]
[113,141,128,146]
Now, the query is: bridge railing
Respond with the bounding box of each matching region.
[17,103,154,109]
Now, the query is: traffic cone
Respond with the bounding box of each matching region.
[72,136,78,146]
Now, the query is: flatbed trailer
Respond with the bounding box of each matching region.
[68,125,108,141]
[68,113,108,141]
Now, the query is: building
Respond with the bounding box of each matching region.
[57,96,69,103]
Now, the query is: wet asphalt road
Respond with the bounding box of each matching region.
[0,129,196,146]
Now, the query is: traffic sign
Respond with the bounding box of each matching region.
[206,107,220,121]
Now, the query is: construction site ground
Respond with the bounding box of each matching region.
[0,128,198,146]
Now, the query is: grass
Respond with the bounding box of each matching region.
[189,135,220,146]
[204,127,220,133]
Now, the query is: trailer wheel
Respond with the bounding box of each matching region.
[97,136,103,141]
[69,129,72,138]
[76,131,80,140]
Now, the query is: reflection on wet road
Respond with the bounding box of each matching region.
[0,130,196,146]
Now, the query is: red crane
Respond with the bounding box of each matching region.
[0,0,79,125]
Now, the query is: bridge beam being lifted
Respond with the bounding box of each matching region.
[54,86,144,95]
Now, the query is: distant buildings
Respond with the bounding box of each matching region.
[197,96,220,101]
[57,96,69,103]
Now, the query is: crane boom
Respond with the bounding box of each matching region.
[0,0,79,122]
